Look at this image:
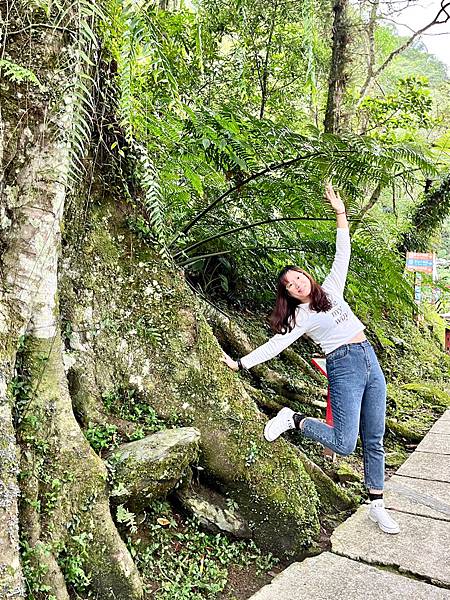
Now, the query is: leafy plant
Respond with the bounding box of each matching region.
[84,423,118,453]
[101,387,165,433]
[128,500,278,600]
[58,533,92,593]
[0,59,42,88]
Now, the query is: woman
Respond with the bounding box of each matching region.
[222,182,400,535]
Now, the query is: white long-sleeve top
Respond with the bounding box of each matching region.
[240,228,365,369]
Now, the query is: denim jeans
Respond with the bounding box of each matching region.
[302,340,386,490]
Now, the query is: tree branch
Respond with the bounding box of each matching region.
[168,150,324,249]
[259,0,278,119]
[356,1,450,106]
[172,216,346,259]
[358,181,382,219]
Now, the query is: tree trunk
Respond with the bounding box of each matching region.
[60,193,356,557]
[323,0,351,134]
[0,3,142,597]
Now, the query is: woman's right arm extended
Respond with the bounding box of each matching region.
[222,317,308,371]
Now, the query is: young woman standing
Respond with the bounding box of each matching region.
[222,182,400,534]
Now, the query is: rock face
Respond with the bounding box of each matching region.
[175,483,252,538]
[107,428,201,509]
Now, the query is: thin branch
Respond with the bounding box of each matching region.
[358,182,382,218]
[356,1,450,105]
[259,0,278,119]
[172,215,356,260]
[363,0,380,102]
[180,245,318,266]
[168,150,324,249]
[5,23,77,37]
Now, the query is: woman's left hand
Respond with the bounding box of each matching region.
[222,351,239,371]
[324,182,346,214]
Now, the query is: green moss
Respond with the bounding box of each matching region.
[401,382,450,407]
[59,201,323,556]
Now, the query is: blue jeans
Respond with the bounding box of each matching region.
[302,340,386,490]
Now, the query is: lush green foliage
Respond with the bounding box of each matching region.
[0,58,42,87]
[98,0,450,330]
[124,500,278,600]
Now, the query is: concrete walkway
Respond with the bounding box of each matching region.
[249,409,450,600]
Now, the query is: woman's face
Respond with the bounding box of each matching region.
[284,269,311,302]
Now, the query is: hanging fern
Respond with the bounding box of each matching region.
[0,59,43,88]
[131,141,169,255]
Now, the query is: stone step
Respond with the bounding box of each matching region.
[331,505,450,587]
[385,475,450,520]
[416,433,450,455]
[440,410,450,421]
[428,419,450,435]
[249,552,450,600]
[396,450,450,482]
[248,408,450,600]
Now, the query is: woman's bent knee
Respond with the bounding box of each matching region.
[336,439,357,456]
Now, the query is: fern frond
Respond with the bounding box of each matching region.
[0,59,43,88]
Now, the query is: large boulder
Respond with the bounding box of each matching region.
[106,427,200,510]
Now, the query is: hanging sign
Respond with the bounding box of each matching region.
[405,252,435,274]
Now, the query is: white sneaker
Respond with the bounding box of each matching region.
[264,407,296,442]
[368,499,400,534]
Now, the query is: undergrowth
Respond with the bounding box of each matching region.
[121,499,278,600]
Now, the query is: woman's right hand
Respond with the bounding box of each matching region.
[222,351,239,371]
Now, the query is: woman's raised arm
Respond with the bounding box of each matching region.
[322,183,350,296]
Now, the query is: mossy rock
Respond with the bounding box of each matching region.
[385,450,407,468]
[106,428,201,510]
[336,461,362,483]
[401,382,450,407]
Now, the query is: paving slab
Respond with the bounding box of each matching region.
[384,475,450,521]
[416,434,450,455]
[428,420,450,434]
[249,552,450,600]
[440,410,450,421]
[396,450,450,482]
[331,506,450,587]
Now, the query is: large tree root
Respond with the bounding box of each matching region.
[207,305,327,406]
[244,382,326,415]
[17,334,143,599]
[0,398,24,599]
[68,353,140,439]
[61,198,356,558]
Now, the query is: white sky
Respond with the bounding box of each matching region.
[380,0,450,72]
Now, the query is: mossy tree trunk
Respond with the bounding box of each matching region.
[0,3,141,597]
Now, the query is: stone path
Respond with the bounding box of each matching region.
[249,409,450,600]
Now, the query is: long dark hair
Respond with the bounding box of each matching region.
[269,265,332,334]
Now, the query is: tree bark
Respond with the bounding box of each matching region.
[323,0,351,134]
[0,3,142,596]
